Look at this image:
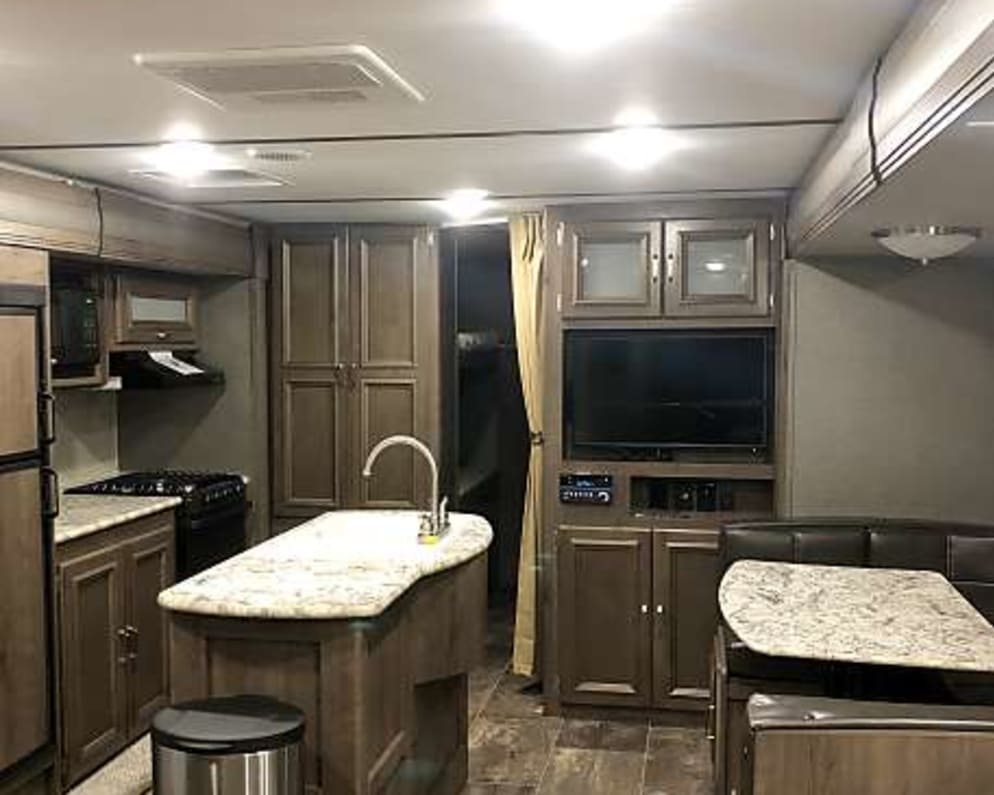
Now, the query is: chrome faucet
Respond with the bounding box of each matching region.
[362,435,448,536]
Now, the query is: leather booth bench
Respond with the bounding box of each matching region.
[744,693,994,795]
[711,518,994,795]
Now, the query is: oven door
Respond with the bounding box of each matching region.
[177,501,248,580]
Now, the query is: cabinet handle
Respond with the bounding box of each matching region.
[156,331,169,340]
[348,363,359,390]
[651,255,660,283]
[640,604,649,615]
[656,604,665,616]
[39,392,56,444]
[127,625,139,661]
[42,467,60,519]
[666,255,675,283]
[116,627,130,665]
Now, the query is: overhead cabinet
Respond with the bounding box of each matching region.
[111,273,199,349]
[272,225,440,517]
[557,526,718,709]
[561,217,773,319]
[57,513,175,786]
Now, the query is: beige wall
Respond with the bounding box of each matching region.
[780,258,994,523]
[118,276,270,542]
[52,390,119,487]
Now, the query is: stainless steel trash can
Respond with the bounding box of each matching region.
[152,694,305,795]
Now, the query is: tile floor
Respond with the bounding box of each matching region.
[463,609,714,795]
[69,607,713,795]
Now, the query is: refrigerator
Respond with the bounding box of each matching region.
[0,280,58,792]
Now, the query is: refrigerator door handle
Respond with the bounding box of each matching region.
[42,466,60,519]
[39,392,56,445]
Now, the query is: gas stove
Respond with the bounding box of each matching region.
[67,470,245,513]
[67,471,248,578]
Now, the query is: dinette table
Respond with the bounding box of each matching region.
[719,560,994,674]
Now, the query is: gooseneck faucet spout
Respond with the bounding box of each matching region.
[362,435,445,536]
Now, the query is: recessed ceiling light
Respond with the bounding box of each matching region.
[502,0,669,53]
[592,110,680,171]
[704,261,727,273]
[143,140,223,181]
[437,189,492,221]
[872,226,981,264]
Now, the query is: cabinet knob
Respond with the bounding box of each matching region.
[640,604,649,615]
[156,331,169,340]
[656,605,665,615]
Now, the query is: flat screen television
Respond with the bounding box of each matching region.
[564,329,773,460]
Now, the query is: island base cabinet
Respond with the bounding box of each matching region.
[556,526,719,711]
[57,514,175,787]
[168,554,486,795]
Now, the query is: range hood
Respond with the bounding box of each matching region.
[110,351,224,389]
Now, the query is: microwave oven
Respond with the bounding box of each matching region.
[51,278,101,380]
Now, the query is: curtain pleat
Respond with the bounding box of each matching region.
[509,214,545,677]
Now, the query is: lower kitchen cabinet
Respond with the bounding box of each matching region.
[557,526,718,710]
[56,512,175,786]
[557,527,653,707]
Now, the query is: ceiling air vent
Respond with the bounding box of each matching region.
[134,45,425,110]
[132,168,287,189]
[247,147,313,164]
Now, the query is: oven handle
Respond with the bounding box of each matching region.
[187,502,248,532]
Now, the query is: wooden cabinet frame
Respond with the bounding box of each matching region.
[664,218,771,317]
[557,525,718,711]
[57,513,175,786]
[112,273,198,349]
[562,221,662,318]
[272,226,439,518]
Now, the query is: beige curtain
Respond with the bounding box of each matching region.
[509,213,545,677]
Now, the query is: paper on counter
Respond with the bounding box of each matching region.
[149,351,204,376]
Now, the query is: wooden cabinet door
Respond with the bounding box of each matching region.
[563,221,661,318]
[664,218,771,317]
[652,530,719,708]
[557,527,652,707]
[112,273,198,347]
[124,525,175,735]
[348,227,439,509]
[273,235,350,515]
[59,545,128,784]
[0,313,39,457]
[0,468,50,772]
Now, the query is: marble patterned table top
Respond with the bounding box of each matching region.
[55,494,182,545]
[720,560,994,672]
[159,510,493,620]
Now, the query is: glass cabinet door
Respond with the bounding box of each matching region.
[664,218,771,317]
[114,274,198,346]
[564,221,661,317]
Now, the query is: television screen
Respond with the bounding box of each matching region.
[564,329,773,459]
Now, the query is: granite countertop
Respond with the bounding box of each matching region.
[55,494,182,545]
[158,510,493,620]
[720,560,994,673]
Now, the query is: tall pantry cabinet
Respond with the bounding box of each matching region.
[272,225,440,519]
[0,247,58,795]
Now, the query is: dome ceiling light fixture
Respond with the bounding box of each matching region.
[871,225,982,265]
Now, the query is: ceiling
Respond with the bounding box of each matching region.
[0,0,920,223]
[799,88,994,260]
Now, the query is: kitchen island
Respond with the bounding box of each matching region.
[159,510,492,795]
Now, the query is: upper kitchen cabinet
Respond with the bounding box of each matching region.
[563,221,661,318]
[111,273,198,350]
[99,191,252,277]
[663,218,772,317]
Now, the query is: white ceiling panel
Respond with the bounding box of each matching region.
[0,0,916,145]
[5,124,828,222]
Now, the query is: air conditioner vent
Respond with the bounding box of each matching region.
[132,168,287,189]
[247,147,313,164]
[134,45,424,109]
[249,89,368,105]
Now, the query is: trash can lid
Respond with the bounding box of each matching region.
[152,695,305,755]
